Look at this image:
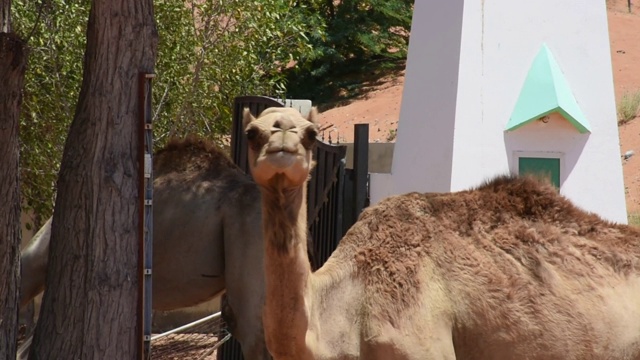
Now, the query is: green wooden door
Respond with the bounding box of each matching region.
[518,157,560,188]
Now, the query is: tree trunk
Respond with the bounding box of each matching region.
[29,0,157,358]
[0,28,27,360]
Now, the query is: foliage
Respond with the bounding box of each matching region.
[13,0,320,222]
[386,128,397,142]
[12,1,88,225]
[617,89,640,124]
[153,0,322,144]
[285,0,414,103]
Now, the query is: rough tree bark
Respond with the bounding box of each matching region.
[0,0,26,357]
[29,0,157,359]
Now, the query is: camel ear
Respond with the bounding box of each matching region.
[307,107,318,125]
[242,108,256,130]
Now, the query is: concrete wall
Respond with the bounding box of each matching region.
[343,143,394,172]
[374,0,627,223]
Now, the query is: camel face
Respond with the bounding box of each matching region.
[243,107,318,188]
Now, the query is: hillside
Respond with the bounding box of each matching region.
[318,0,640,215]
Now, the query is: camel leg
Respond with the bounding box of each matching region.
[20,219,52,307]
[222,198,271,360]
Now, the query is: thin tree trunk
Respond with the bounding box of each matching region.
[29,0,157,358]
[0,3,27,355]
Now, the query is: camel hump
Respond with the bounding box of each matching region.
[477,174,567,212]
[472,174,593,223]
[153,135,240,176]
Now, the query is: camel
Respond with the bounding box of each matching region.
[19,137,270,360]
[244,106,640,360]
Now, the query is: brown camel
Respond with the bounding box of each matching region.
[244,106,640,359]
[19,137,270,360]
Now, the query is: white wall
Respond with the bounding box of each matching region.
[373,0,627,223]
[389,0,465,194]
[369,173,394,205]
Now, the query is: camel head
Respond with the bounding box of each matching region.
[244,107,318,189]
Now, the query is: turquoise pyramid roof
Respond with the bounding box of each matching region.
[506,44,591,133]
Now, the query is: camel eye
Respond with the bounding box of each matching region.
[246,127,258,141]
[306,128,318,142]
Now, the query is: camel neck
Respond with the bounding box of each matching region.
[259,179,314,358]
[260,181,309,255]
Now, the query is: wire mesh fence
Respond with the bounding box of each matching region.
[17,311,229,359]
[151,312,230,360]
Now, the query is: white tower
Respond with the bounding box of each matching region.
[372,0,627,223]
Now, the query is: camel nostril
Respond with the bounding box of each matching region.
[273,120,282,129]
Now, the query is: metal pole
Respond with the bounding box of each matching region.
[138,72,155,360]
[352,124,369,221]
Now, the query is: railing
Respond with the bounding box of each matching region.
[151,311,231,360]
[138,72,155,360]
[151,312,227,342]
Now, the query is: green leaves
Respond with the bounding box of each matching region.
[13,0,320,220]
[153,0,320,144]
[12,0,409,220]
[285,0,413,103]
[13,0,88,220]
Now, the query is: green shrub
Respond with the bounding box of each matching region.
[617,90,640,124]
[628,213,640,227]
[285,0,414,104]
[13,0,320,221]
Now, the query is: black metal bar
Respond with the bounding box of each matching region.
[334,157,346,242]
[143,74,154,360]
[137,73,145,360]
[307,149,318,227]
[326,185,335,263]
[138,72,155,360]
[218,338,243,360]
[341,169,354,236]
[352,124,369,221]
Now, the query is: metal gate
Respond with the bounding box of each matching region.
[219,96,368,360]
[307,140,347,269]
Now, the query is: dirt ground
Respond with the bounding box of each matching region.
[318,0,640,214]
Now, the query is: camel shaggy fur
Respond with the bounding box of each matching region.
[19,137,270,360]
[244,106,640,360]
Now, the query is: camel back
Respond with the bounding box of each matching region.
[154,136,241,178]
[340,175,640,321]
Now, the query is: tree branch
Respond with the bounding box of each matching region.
[1,0,10,33]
